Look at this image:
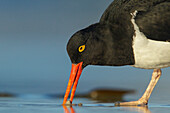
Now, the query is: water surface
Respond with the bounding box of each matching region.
[1,95,170,113]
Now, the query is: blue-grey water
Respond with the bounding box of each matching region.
[1,96,170,113]
[0,0,170,112]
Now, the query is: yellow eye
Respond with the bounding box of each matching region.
[78,45,85,52]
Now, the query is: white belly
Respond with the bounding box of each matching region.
[132,38,170,69]
[130,11,170,69]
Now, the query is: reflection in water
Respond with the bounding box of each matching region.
[62,104,152,113]
[121,106,151,113]
[63,105,75,113]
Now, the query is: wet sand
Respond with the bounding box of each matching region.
[0,95,170,113]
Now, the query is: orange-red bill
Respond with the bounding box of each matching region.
[63,62,83,105]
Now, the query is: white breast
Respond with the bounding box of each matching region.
[131,11,170,69]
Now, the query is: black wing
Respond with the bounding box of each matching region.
[100,0,170,42]
[136,1,170,41]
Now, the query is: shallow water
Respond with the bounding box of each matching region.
[1,95,170,113]
[0,1,170,112]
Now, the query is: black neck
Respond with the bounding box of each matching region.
[89,23,135,66]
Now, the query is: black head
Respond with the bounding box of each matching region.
[67,23,110,68]
[67,23,135,69]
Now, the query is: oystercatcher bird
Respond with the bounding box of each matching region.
[63,0,170,106]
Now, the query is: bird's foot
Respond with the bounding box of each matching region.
[115,98,148,106]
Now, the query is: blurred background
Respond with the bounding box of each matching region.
[0,0,169,102]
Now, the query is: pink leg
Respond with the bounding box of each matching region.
[115,69,162,106]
